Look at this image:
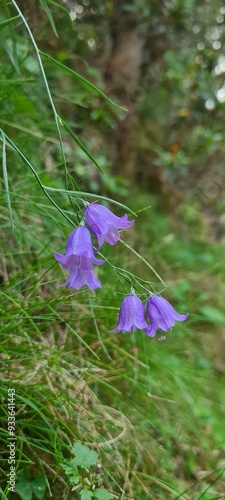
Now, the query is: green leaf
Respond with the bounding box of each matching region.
[39,51,126,111]
[94,488,112,500]
[80,490,94,500]
[15,481,33,500]
[0,15,20,28]
[39,0,58,37]
[73,443,98,468]
[62,459,80,485]
[16,469,30,482]
[44,0,72,20]
[58,115,104,173]
[69,458,81,473]
[31,475,47,499]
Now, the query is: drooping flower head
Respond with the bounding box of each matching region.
[144,295,188,337]
[109,294,148,333]
[55,226,105,270]
[55,226,104,290]
[62,267,102,290]
[84,203,134,249]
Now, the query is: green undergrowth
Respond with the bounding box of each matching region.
[1,3,225,499]
[1,177,225,500]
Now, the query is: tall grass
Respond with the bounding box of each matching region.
[1,2,225,500]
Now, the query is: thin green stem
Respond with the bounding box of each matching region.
[10,0,80,222]
[120,239,166,288]
[43,186,137,216]
[97,250,153,294]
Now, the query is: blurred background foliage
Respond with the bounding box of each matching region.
[1,0,225,499]
[3,0,225,233]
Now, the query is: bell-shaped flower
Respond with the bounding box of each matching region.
[62,267,102,290]
[84,203,134,249]
[55,226,105,270]
[109,294,148,333]
[144,295,188,337]
[55,226,104,290]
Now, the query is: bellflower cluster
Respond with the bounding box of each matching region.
[55,201,188,339]
[55,204,134,290]
[110,293,188,337]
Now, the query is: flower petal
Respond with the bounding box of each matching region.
[104,226,120,245]
[92,255,105,266]
[150,295,188,322]
[54,252,80,269]
[147,301,175,331]
[58,226,95,259]
[63,267,102,290]
[113,214,134,229]
[144,323,157,337]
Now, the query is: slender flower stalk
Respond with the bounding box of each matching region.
[109,294,148,333]
[84,203,134,249]
[144,295,188,337]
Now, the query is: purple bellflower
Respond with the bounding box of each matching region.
[144,295,188,337]
[55,226,104,270]
[109,294,148,333]
[84,203,134,249]
[55,226,104,290]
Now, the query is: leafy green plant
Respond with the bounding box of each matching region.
[1,1,225,500]
[62,443,112,499]
[15,470,47,500]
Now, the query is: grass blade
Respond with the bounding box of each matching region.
[0,15,20,29]
[39,0,58,38]
[1,132,13,231]
[120,239,166,287]
[0,130,74,225]
[58,115,104,173]
[43,185,137,216]
[11,0,68,198]
[39,50,126,111]
[44,0,72,21]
